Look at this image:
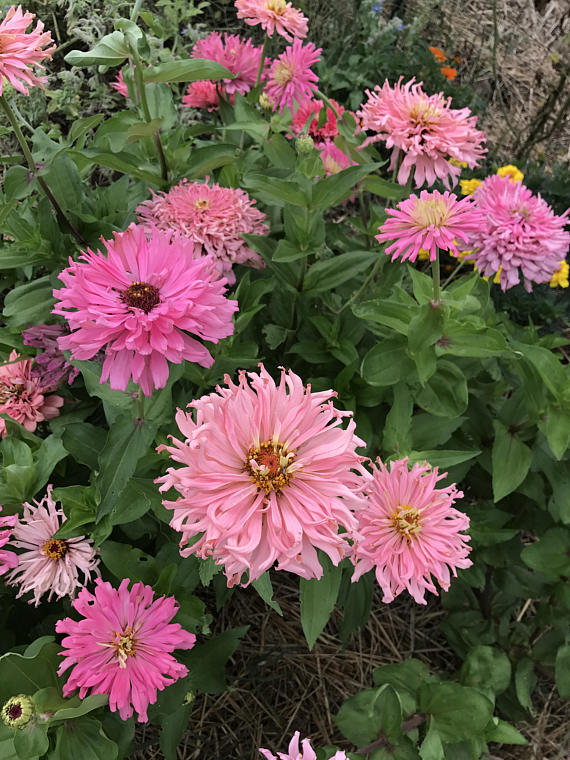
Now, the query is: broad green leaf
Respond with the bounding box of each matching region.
[4,165,33,200]
[353,298,414,335]
[408,303,444,356]
[459,646,511,695]
[303,252,377,293]
[415,361,468,417]
[335,685,399,747]
[491,421,532,502]
[100,540,156,585]
[418,682,494,742]
[185,627,248,693]
[0,638,61,703]
[144,59,234,83]
[242,173,309,207]
[3,276,54,327]
[537,404,570,460]
[362,175,408,201]
[555,644,570,698]
[419,724,444,760]
[514,342,567,400]
[272,239,310,263]
[159,703,192,760]
[62,422,107,470]
[185,143,238,180]
[383,384,413,454]
[406,449,480,469]
[252,572,283,616]
[64,32,129,66]
[361,338,416,387]
[52,717,118,760]
[514,659,536,714]
[51,694,109,722]
[521,528,570,579]
[126,118,164,144]
[69,114,106,144]
[338,571,374,645]
[411,414,466,450]
[300,558,342,649]
[485,718,528,745]
[311,163,380,209]
[13,722,49,759]
[437,323,509,358]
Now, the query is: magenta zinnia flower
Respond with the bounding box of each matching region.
[352,458,472,605]
[0,5,55,95]
[291,98,344,147]
[320,142,356,176]
[22,323,79,388]
[260,733,346,760]
[56,578,196,722]
[235,0,308,42]
[52,224,237,397]
[0,507,17,577]
[465,174,570,291]
[192,32,266,95]
[5,486,99,606]
[182,79,235,111]
[357,77,486,188]
[0,350,63,438]
[264,39,321,113]
[376,189,482,262]
[158,365,368,587]
[136,181,269,285]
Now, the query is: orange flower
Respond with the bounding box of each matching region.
[441,66,457,81]
[429,46,446,63]
[454,55,463,65]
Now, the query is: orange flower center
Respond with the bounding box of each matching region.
[194,198,210,210]
[113,627,137,668]
[412,198,450,229]
[245,440,295,494]
[267,0,287,14]
[273,62,294,87]
[392,505,422,542]
[42,538,69,560]
[122,281,160,313]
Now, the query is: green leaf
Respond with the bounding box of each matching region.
[64,32,129,66]
[125,118,164,144]
[419,724,444,760]
[52,717,118,760]
[185,143,238,180]
[69,114,106,144]
[406,449,480,469]
[459,646,512,695]
[272,239,309,263]
[415,361,468,417]
[62,422,107,470]
[418,682,494,742]
[4,165,33,200]
[108,478,159,525]
[383,384,413,454]
[13,722,49,759]
[30,434,68,496]
[335,686,400,747]
[411,414,466,450]
[485,718,528,745]
[303,252,377,293]
[0,638,61,703]
[514,659,536,714]
[437,323,508,358]
[360,338,416,387]
[144,59,234,83]
[50,694,109,722]
[242,173,309,207]
[353,299,414,335]
[3,276,54,327]
[300,557,342,650]
[159,703,192,760]
[373,659,434,715]
[252,572,283,616]
[362,175,408,201]
[514,342,566,401]
[521,528,570,580]
[491,421,532,502]
[311,163,380,209]
[555,644,570,698]
[263,133,297,168]
[185,627,248,693]
[100,541,156,585]
[407,266,435,304]
[338,572,373,645]
[538,405,570,460]
[408,303,444,356]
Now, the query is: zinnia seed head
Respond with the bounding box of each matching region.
[122,281,161,313]
[1,695,35,729]
[245,440,296,494]
[42,537,68,560]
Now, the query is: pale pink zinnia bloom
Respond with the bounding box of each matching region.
[56,578,196,722]
[192,32,266,95]
[0,350,63,438]
[182,80,234,111]
[5,485,100,606]
[0,5,55,95]
[52,224,237,397]
[260,732,347,760]
[0,507,17,577]
[264,39,321,113]
[235,0,308,42]
[465,174,570,291]
[376,189,482,262]
[320,142,356,176]
[158,365,368,587]
[110,67,128,98]
[357,77,486,188]
[136,180,269,285]
[352,457,472,605]
[291,98,344,147]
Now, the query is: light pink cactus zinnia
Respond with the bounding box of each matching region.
[56,578,196,722]
[260,732,347,760]
[235,0,308,42]
[0,5,55,95]
[52,224,238,396]
[5,486,100,606]
[158,365,369,587]
[357,77,486,188]
[0,507,17,577]
[352,457,472,604]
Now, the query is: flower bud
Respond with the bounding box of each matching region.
[258,93,274,111]
[1,695,35,729]
[295,135,315,154]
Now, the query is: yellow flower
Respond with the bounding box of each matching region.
[449,158,468,169]
[550,260,569,288]
[460,178,482,195]
[497,164,524,183]
[417,248,430,260]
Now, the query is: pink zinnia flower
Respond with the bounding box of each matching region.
[56,578,196,722]
[22,323,79,388]
[465,174,570,291]
[110,68,128,98]
[0,350,63,438]
[264,39,321,113]
[376,189,482,262]
[0,5,54,95]
[320,142,356,176]
[192,32,266,95]
[260,732,347,760]
[158,365,368,587]
[352,457,472,605]
[235,0,308,42]
[52,224,237,397]
[5,485,100,606]
[291,98,344,147]
[136,180,269,285]
[357,77,486,188]
[0,507,17,577]
[182,80,234,111]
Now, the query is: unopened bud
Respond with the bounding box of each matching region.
[1,695,35,729]
[259,92,274,111]
[295,135,314,154]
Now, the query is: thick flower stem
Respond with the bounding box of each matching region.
[133,53,169,185]
[431,247,442,304]
[130,0,145,22]
[255,36,269,89]
[0,95,87,246]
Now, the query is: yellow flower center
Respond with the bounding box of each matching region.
[194,198,210,210]
[245,440,295,494]
[267,0,287,14]
[411,198,450,229]
[392,505,422,542]
[409,98,441,125]
[42,538,69,560]
[273,62,294,87]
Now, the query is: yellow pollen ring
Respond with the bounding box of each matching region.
[273,63,294,86]
[392,505,422,543]
[267,0,287,13]
[194,198,210,210]
[100,627,137,669]
[412,198,450,229]
[245,439,295,495]
[42,538,69,560]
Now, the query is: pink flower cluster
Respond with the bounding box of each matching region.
[260,732,347,760]
[0,350,63,438]
[135,180,269,285]
[0,5,55,95]
[357,77,486,188]
[235,0,308,42]
[22,323,79,388]
[263,38,321,113]
[0,507,17,577]
[192,32,266,96]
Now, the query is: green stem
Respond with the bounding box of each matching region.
[133,52,169,184]
[442,259,465,288]
[340,257,382,313]
[255,37,269,89]
[315,88,342,121]
[431,247,441,304]
[0,94,86,245]
[130,0,145,22]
